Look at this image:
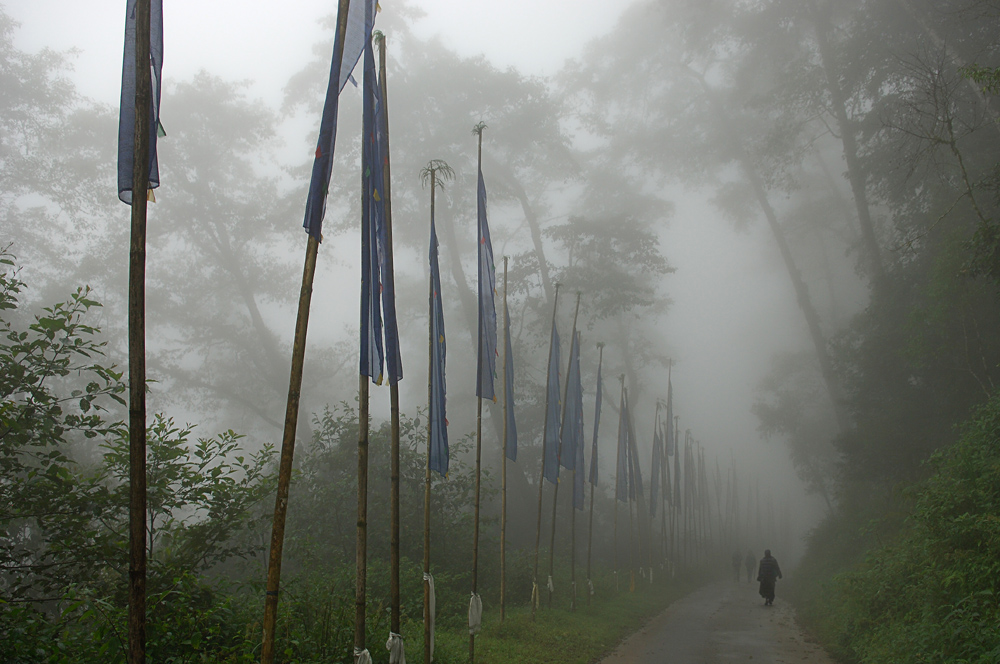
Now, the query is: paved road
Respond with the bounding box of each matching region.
[598,581,838,664]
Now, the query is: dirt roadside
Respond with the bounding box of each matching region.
[597,580,838,663]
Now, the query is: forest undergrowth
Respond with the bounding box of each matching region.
[791,394,1000,664]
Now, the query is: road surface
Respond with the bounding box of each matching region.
[598,581,838,664]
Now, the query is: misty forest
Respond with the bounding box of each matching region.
[3,0,1000,662]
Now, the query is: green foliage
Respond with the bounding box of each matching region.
[0,255,277,662]
[797,393,1000,663]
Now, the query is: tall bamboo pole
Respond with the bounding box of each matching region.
[657,401,667,567]
[261,7,349,663]
[547,293,581,608]
[469,125,487,664]
[376,32,402,649]
[423,166,438,664]
[585,343,604,605]
[613,374,625,592]
[531,284,560,620]
[355,373,370,662]
[500,257,510,622]
[127,1,152,661]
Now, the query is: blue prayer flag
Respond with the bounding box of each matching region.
[560,331,582,471]
[428,218,448,476]
[626,394,644,500]
[589,354,603,487]
[373,40,401,385]
[665,376,674,456]
[360,16,384,384]
[571,333,586,510]
[674,426,682,509]
[476,165,497,400]
[117,0,163,204]
[542,319,561,484]
[615,388,629,503]
[649,404,662,517]
[303,0,373,240]
[503,294,517,461]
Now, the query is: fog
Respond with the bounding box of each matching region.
[4,0,859,563]
[5,3,999,654]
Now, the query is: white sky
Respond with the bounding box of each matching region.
[9,0,625,106]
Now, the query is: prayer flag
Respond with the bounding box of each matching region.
[428,218,448,476]
[589,354,603,486]
[542,320,561,484]
[568,332,586,509]
[503,293,517,461]
[665,376,674,456]
[626,393,644,500]
[649,404,662,517]
[374,43,401,385]
[303,0,373,240]
[360,19,384,383]
[476,163,497,400]
[560,331,582,471]
[615,388,629,503]
[117,0,163,204]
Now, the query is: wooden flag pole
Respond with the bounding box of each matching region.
[261,6,349,663]
[127,1,152,661]
[421,159,452,664]
[355,374,370,662]
[585,343,603,606]
[547,292,580,608]
[376,32,402,648]
[500,256,509,623]
[660,401,668,567]
[423,165,437,664]
[469,123,486,664]
[625,387,636,591]
[613,374,625,592]
[531,283,560,620]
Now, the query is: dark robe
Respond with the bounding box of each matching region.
[757,554,782,601]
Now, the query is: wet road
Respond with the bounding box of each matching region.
[598,581,838,664]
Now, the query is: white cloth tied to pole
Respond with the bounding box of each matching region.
[424,572,436,662]
[546,575,554,593]
[588,578,595,596]
[531,580,539,609]
[468,592,483,635]
[386,632,406,664]
[354,647,372,664]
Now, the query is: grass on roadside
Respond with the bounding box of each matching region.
[400,569,704,664]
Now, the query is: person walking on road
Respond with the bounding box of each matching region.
[757,549,782,605]
[744,550,755,584]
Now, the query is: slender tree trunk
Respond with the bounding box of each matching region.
[686,67,849,433]
[812,4,885,286]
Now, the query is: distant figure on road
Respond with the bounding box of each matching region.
[744,550,755,583]
[732,550,742,582]
[756,549,782,605]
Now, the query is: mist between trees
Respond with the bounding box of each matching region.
[2,0,1000,661]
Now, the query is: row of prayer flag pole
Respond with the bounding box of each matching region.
[116,3,734,664]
